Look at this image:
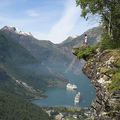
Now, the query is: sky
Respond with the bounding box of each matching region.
[0,0,99,43]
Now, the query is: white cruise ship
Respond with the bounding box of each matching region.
[66,83,77,90]
[74,92,81,103]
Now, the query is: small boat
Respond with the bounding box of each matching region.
[74,92,81,103]
[66,83,77,90]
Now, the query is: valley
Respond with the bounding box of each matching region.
[0,26,101,99]
[0,26,101,119]
[1,26,101,75]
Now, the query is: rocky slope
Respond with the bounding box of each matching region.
[73,47,120,120]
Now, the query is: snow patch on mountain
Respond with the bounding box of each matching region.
[2,26,33,37]
[60,35,79,45]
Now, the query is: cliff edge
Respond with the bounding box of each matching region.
[72,45,120,120]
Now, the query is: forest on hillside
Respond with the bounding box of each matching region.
[0,91,49,120]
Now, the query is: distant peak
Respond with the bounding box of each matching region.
[2,26,33,37]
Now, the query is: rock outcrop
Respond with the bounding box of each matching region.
[73,48,120,120]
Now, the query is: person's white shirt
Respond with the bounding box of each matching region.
[85,36,87,43]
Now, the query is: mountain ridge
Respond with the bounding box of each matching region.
[2,26,33,37]
[0,25,102,99]
[0,30,67,99]
[1,25,102,75]
[0,25,103,120]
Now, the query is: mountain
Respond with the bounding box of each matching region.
[0,30,67,99]
[1,26,102,75]
[60,35,78,45]
[58,26,102,73]
[0,91,49,120]
[1,26,69,70]
[60,26,101,46]
[2,26,33,36]
[0,26,103,119]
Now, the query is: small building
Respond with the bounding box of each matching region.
[73,115,77,119]
[55,113,64,120]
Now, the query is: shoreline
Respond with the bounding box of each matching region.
[29,84,67,101]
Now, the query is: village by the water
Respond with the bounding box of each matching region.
[43,83,94,120]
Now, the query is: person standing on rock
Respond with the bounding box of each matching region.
[85,34,87,45]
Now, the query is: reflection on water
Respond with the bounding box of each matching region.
[32,73,96,107]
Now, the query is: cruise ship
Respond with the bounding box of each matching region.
[66,83,77,90]
[74,92,81,103]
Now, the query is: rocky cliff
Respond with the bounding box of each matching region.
[73,47,120,120]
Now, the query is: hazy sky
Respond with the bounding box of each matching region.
[0,0,99,43]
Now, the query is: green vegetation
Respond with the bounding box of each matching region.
[44,106,89,120]
[0,91,49,120]
[74,45,120,92]
[76,0,120,50]
[107,72,120,91]
[108,105,120,117]
[100,67,110,74]
[100,32,117,49]
[106,50,120,91]
[0,31,67,99]
[0,67,38,99]
[75,47,120,91]
[0,31,45,99]
[73,45,98,60]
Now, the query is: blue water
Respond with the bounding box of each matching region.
[32,73,96,108]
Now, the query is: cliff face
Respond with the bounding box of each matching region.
[73,48,120,120]
[82,49,120,120]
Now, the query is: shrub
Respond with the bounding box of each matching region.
[74,45,98,60]
[100,32,120,50]
[107,72,120,91]
[100,32,114,49]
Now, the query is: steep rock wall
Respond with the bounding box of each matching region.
[82,49,120,120]
[73,47,120,120]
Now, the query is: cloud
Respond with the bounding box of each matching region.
[0,0,83,44]
[0,16,43,32]
[26,10,40,17]
[47,0,81,43]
